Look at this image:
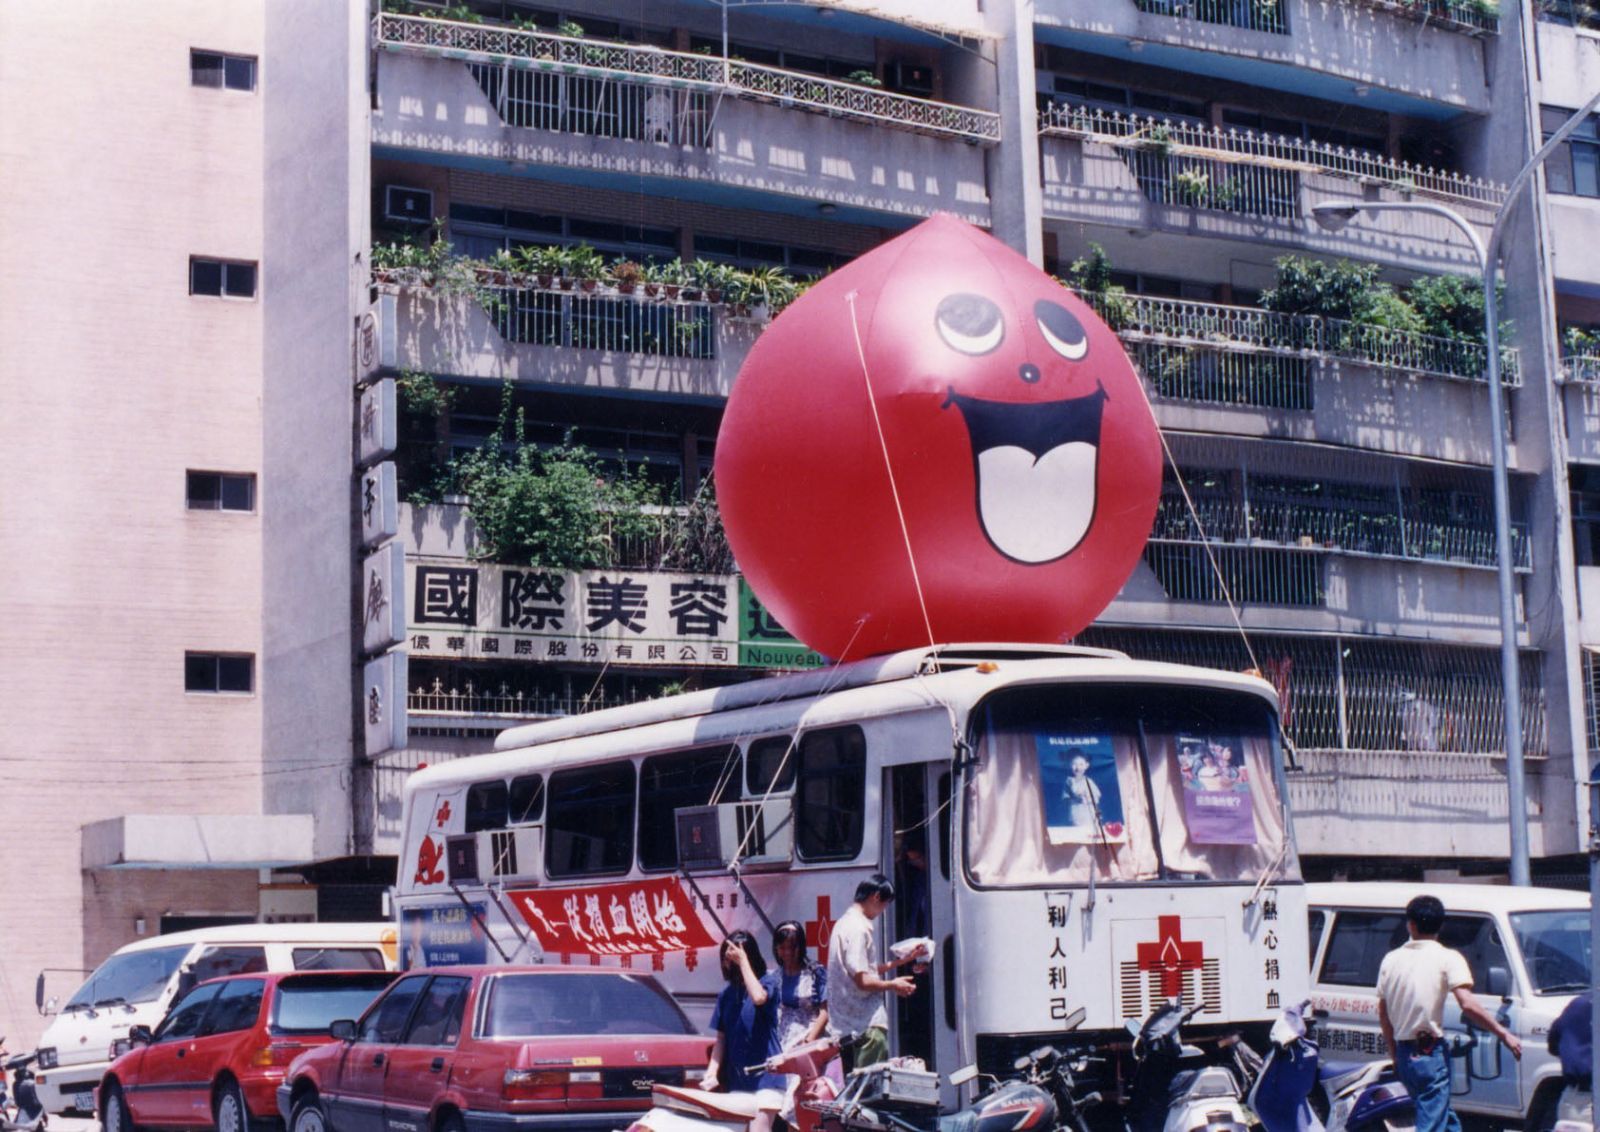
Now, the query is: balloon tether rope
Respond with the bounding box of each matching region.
[845,290,939,665]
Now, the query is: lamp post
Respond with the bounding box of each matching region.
[1310,91,1600,891]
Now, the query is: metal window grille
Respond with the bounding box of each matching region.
[1075,627,1547,758]
[1134,0,1289,33]
[1143,542,1326,606]
[1039,103,1506,209]
[470,63,713,148]
[491,288,716,359]
[375,12,1000,144]
[1134,343,1315,410]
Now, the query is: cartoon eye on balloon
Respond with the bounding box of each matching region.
[715,214,1162,661]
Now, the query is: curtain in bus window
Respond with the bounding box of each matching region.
[967,728,1158,885]
[1142,731,1297,881]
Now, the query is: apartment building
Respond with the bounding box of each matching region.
[2,0,1597,1050]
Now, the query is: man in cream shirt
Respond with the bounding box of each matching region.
[1377,895,1522,1132]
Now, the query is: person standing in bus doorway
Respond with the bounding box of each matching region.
[1377,895,1523,1132]
[827,874,921,1072]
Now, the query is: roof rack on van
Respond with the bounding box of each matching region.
[491,642,1125,753]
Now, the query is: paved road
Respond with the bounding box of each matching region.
[54,1116,96,1132]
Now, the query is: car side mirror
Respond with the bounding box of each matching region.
[129,1025,153,1046]
[329,1019,358,1042]
[175,966,197,999]
[1486,966,1510,1000]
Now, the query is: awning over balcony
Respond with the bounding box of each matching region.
[82,814,316,870]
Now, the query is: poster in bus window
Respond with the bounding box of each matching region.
[1176,733,1256,845]
[1036,732,1124,845]
[401,903,488,968]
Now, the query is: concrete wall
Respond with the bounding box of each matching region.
[0,2,268,1048]
[372,52,991,225]
[1034,0,1493,114]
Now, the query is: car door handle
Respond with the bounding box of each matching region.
[431,1058,445,1072]
[372,1052,385,1067]
[176,1049,186,1059]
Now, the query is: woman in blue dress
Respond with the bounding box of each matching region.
[704,931,784,1132]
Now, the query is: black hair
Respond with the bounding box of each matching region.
[772,920,808,966]
[854,873,896,904]
[722,930,767,982]
[1405,895,1446,936]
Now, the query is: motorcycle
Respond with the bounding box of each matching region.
[626,1033,847,1132]
[0,1042,48,1132]
[1125,1002,1253,1132]
[1239,1004,1414,1132]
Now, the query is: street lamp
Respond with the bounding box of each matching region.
[1310,91,1600,890]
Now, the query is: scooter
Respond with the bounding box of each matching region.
[626,1034,846,1132]
[0,1042,48,1132]
[1125,1002,1253,1132]
[1549,1083,1591,1132]
[1240,1005,1414,1132]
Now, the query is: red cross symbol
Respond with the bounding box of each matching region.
[434,800,452,827]
[1136,915,1204,998]
[805,895,834,964]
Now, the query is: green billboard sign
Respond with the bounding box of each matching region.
[737,579,828,669]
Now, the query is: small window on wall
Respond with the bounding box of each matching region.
[190,257,258,298]
[192,50,256,91]
[185,653,254,694]
[638,746,742,871]
[796,726,866,861]
[546,762,636,878]
[465,780,509,833]
[187,471,255,512]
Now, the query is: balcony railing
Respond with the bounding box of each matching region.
[1538,0,1600,29]
[469,62,713,147]
[1351,0,1500,34]
[1072,289,1522,389]
[409,678,645,719]
[1039,103,1506,210]
[374,12,1002,144]
[1135,0,1289,34]
[1562,353,1600,384]
[490,287,719,359]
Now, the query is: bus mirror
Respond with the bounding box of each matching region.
[948,1065,979,1087]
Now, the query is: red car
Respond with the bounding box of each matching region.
[99,971,399,1132]
[276,966,714,1132]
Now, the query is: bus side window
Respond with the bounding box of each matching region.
[509,774,545,824]
[638,745,742,871]
[796,726,866,861]
[546,762,637,878]
[747,735,797,795]
[465,780,509,833]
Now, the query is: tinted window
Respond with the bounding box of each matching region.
[1438,914,1511,994]
[466,780,509,833]
[481,973,695,1038]
[155,984,221,1042]
[205,978,265,1034]
[404,976,470,1046]
[67,945,189,1009]
[292,947,385,971]
[638,747,741,870]
[746,736,797,795]
[1309,910,1326,968]
[509,775,545,824]
[1318,911,1406,987]
[796,727,866,861]
[272,974,398,1034]
[359,975,429,1043]
[546,763,636,878]
[191,946,268,984]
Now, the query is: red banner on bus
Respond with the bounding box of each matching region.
[507,877,717,957]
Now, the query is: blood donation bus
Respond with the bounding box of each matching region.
[392,643,1306,1102]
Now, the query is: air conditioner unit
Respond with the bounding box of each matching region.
[675,799,793,872]
[444,826,543,885]
[383,184,433,226]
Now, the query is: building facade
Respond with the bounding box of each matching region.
[4,0,1600,1050]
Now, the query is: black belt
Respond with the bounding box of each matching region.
[1412,1031,1438,1054]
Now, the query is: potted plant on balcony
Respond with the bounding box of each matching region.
[846,69,883,89]
[659,259,692,300]
[567,244,607,292]
[611,259,645,295]
[1173,166,1211,206]
[641,261,667,298]
[484,247,520,287]
[690,258,735,304]
[738,264,799,318]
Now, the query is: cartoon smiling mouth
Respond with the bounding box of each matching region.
[942,383,1106,564]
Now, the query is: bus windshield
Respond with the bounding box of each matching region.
[966,684,1298,886]
[65,944,191,1010]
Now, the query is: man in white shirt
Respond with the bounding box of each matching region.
[826,874,921,1071]
[1377,895,1522,1132]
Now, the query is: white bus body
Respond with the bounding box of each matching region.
[394,645,1306,1102]
[34,923,397,1115]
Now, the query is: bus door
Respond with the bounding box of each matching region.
[883,763,958,1079]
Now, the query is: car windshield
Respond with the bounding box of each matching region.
[65,945,191,1009]
[966,683,1298,886]
[271,974,399,1034]
[481,973,696,1038]
[1510,910,1592,994]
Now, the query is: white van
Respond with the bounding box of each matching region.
[33,923,396,1115]
[1308,882,1591,1131]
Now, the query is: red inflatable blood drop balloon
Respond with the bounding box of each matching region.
[715,214,1161,661]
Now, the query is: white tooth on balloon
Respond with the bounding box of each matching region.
[974,442,1098,563]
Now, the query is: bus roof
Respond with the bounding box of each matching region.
[402,645,1278,797]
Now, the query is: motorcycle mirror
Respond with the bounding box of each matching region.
[1060,1006,1087,1032]
[949,1065,980,1087]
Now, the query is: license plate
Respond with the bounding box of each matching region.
[74,1091,95,1112]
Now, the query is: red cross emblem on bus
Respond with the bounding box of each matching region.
[1136,916,1204,997]
[806,896,834,964]
[434,800,452,827]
